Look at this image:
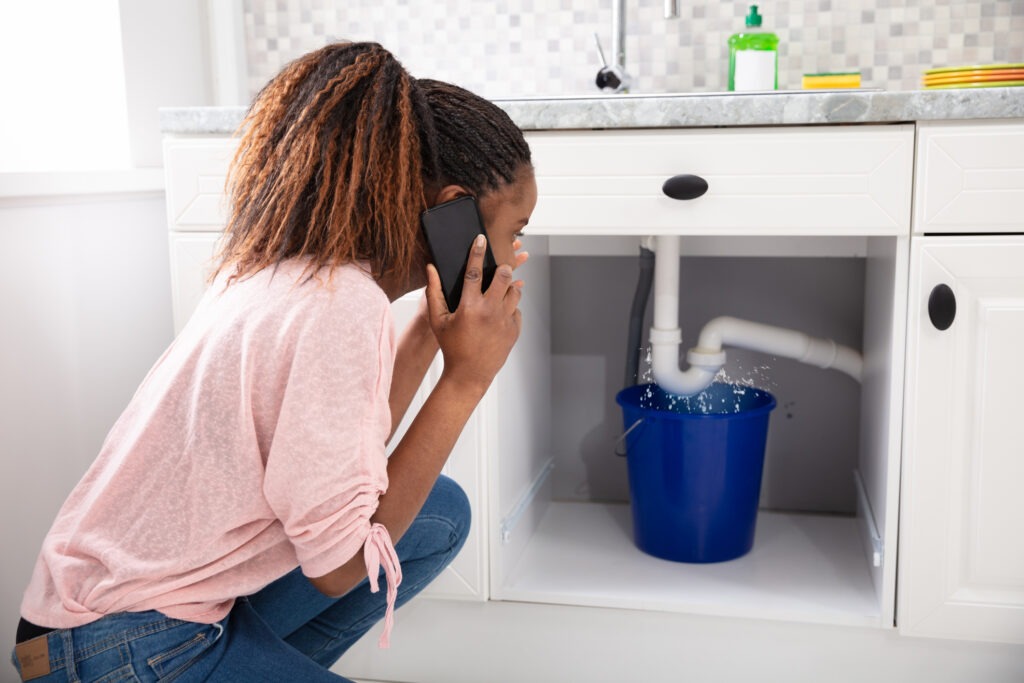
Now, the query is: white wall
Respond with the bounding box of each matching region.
[0,190,173,661]
[119,0,214,167]
[0,2,208,667]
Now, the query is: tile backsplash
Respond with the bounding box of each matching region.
[242,0,1024,100]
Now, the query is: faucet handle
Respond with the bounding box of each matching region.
[593,32,631,93]
[592,32,609,68]
[596,67,624,91]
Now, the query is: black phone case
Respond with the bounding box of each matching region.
[421,196,497,311]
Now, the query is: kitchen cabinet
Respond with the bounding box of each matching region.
[163,137,235,332]
[483,124,912,630]
[168,232,220,333]
[163,124,911,622]
[160,117,1024,680]
[898,121,1024,645]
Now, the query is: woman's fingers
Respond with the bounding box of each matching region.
[512,250,529,271]
[432,235,524,393]
[484,263,522,316]
[463,235,523,316]
[486,263,516,306]
[504,280,524,316]
[510,239,529,272]
[424,264,450,316]
[460,234,488,302]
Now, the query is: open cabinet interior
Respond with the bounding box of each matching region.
[487,235,907,629]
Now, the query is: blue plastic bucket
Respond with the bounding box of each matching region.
[615,382,776,563]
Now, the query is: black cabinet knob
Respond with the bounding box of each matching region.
[662,174,709,200]
[928,284,956,331]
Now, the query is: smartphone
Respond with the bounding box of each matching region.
[421,196,497,311]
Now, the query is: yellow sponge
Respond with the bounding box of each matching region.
[802,72,861,89]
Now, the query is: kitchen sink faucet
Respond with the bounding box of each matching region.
[594,0,679,93]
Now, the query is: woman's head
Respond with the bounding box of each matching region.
[417,78,536,273]
[217,42,533,287]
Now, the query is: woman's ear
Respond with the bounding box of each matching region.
[430,184,471,207]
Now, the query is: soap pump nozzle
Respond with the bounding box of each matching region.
[745,5,763,28]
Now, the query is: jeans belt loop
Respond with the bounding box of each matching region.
[60,630,80,683]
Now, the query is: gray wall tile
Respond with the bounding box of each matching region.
[241,0,1023,98]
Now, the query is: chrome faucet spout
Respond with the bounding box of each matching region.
[611,0,626,77]
[596,0,678,93]
[594,0,631,93]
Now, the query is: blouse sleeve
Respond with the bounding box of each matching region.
[261,291,402,646]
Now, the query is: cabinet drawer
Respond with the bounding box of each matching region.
[524,125,913,237]
[163,138,238,231]
[915,121,1024,234]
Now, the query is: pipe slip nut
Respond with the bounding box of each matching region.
[649,327,682,344]
[687,348,727,368]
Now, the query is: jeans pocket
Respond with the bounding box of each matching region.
[144,622,222,682]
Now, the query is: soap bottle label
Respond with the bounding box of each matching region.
[734,50,776,91]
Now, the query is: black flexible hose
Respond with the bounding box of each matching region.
[624,245,656,388]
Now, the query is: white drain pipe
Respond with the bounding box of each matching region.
[650,235,723,395]
[696,316,863,382]
[649,235,864,397]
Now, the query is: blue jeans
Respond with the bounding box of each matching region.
[11,475,470,682]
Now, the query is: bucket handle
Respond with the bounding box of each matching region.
[614,418,644,457]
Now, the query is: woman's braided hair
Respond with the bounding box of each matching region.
[215,42,531,284]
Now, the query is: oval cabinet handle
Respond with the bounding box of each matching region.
[928,284,956,331]
[662,174,709,200]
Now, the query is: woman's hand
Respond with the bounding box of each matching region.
[425,234,524,396]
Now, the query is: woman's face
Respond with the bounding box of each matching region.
[398,165,537,301]
[476,166,538,270]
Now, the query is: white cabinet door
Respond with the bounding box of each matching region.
[389,292,489,600]
[900,237,1024,643]
[169,232,222,335]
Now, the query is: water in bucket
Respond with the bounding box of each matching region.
[615,381,776,563]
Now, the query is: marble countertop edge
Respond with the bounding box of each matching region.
[160,88,1024,135]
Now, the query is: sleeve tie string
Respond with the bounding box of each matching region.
[363,522,403,648]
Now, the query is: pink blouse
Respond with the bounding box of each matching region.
[21,260,403,647]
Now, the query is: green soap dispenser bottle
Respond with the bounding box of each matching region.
[728,5,779,91]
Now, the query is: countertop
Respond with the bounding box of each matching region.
[160,88,1024,134]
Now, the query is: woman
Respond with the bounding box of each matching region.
[13,42,536,682]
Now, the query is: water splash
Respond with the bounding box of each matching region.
[635,345,776,415]
[640,346,654,384]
